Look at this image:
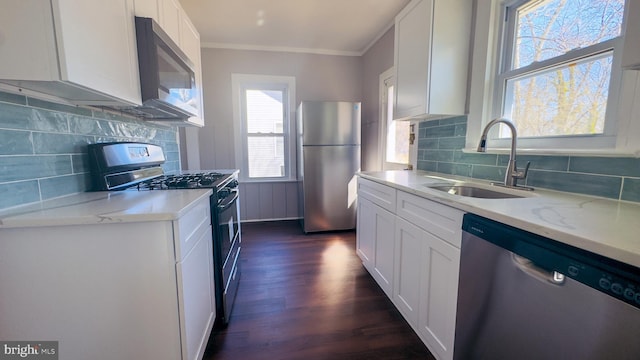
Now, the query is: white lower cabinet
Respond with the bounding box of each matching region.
[0,196,214,360]
[357,177,463,360]
[176,225,216,360]
[357,197,396,297]
[393,217,424,326]
[417,224,460,360]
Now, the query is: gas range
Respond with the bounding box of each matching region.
[136,172,229,190]
[87,142,237,192]
[87,142,242,327]
[133,170,239,196]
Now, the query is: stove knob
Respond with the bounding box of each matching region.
[228,179,239,188]
[218,188,230,198]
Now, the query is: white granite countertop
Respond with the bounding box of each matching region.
[0,189,213,228]
[359,170,640,268]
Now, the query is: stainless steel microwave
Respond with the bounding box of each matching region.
[126,16,200,120]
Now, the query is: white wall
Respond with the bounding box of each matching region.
[193,48,364,221]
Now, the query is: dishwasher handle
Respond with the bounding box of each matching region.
[512,253,565,285]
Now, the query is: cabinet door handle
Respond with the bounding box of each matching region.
[512,253,565,285]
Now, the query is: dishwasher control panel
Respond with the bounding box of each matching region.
[462,213,640,310]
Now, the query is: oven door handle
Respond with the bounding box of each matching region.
[218,191,239,211]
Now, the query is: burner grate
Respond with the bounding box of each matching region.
[136,172,226,190]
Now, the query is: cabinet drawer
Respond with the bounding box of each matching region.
[396,191,463,248]
[358,177,397,213]
[174,197,211,260]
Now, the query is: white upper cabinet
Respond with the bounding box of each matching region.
[180,14,205,126]
[393,0,472,120]
[133,0,161,22]
[161,0,183,46]
[133,0,179,44]
[0,0,142,106]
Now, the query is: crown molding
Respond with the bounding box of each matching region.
[200,42,363,57]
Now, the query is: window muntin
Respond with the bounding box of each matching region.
[497,0,625,141]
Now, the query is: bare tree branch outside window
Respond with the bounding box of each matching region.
[501,0,624,138]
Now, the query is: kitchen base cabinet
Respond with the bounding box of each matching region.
[357,197,395,297]
[177,225,216,360]
[357,176,463,360]
[356,198,375,266]
[393,217,424,327]
[0,197,214,360]
[417,227,460,360]
[394,205,461,360]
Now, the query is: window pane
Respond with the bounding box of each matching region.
[504,53,612,137]
[387,120,410,164]
[246,90,284,133]
[513,0,624,69]
[384,85,409,164]
[247,136,284,178]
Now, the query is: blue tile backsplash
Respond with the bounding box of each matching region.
[0,91,180,210]
[417,116,640,203]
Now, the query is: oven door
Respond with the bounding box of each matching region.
[218,190,240,281]
[216,188,241,324]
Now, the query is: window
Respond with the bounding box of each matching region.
[380,68,410,168]
[487,0,629,150]
[232,74,296,181]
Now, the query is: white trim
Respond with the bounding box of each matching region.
[238,179,298,184]
[202,42,361,57]
[378,67,395,170]
[231,74,296,182]
[182,127,201,170]
[379,67,412,170]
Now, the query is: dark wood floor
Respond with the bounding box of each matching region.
[204,220,435,360]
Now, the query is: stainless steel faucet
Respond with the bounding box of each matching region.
[477,118,532,189]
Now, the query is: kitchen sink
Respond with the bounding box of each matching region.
[427,185,527,199]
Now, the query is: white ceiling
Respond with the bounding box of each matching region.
[179,0,411,56]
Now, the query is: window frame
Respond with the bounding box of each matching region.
[491,0,624,149]
[465,0,639,156]
[231,74,296,182]
[379,67,410,169]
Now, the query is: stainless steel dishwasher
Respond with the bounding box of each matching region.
[454,213,640,360]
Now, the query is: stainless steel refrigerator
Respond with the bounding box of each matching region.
[297,101,361,233]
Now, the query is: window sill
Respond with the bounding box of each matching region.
[461,147,640,158]
[239,178,299,184]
